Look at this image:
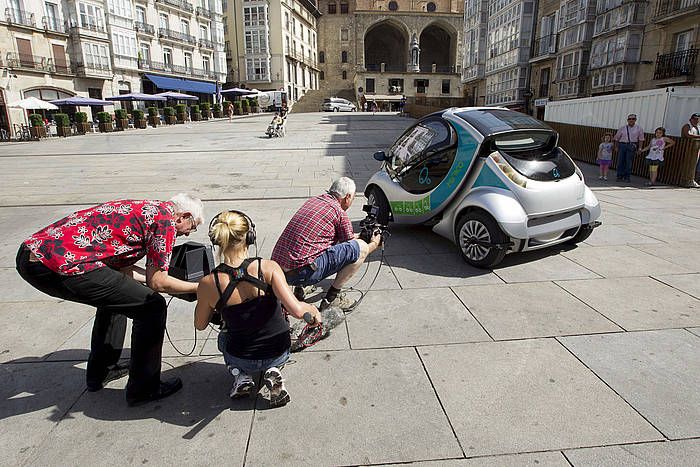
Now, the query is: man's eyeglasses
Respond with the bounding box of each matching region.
[628,118,636,121]
[189,215,198,232]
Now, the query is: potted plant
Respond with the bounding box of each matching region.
[201,102,210,119]
[212,103,222,118]
[29,113,46,138]
[163,106,176,125]
[241,99,250,115]
[190,104,201,121]
[114,108,129,131]
[75,112,90,134]
[233,101,242,115]
[97,111,113,132]
[250,98,258,113]
[148,107,160,127]
[175,104,187,123]
[54,113,71,137]
[223,101,232,117]
[133,109,147,129]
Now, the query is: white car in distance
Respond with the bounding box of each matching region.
[322,97,356,112]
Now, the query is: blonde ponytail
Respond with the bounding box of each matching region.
[208,211,250,260]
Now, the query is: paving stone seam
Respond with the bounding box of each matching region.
[650,274,700,301]
[551,280,627,331]
[683,328,700,339]
[554,337,669,441]
[448,287,495,341]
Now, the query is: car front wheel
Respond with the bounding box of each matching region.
[366,186,391,225]
[565,224,594,245]
[333,107,339,112]
[456,210,508,269]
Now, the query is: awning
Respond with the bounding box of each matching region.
[365,94,405,102]
[144,74,215,94]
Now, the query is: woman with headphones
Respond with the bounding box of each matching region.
[194,210,321,407]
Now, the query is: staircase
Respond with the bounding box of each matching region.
[291,88,358,113]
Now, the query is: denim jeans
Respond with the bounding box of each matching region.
[616,143,636,179]
[285,240,361,286]
[217,331,289,374]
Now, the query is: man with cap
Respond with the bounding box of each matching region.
[681,113,700,188]
[613,113,645,182]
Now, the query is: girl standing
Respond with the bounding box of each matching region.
[639,127,675,186]
[597,133,613,180]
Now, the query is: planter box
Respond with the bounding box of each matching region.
[201,111,210,120]
[99,122,113,133]
[234,109,242,115]
[115,118,129,131]
[57,126,71,137]
[242,109,249,115]
[30,126,46,139]
[76,122,91,134]
[166,116,177,125]
[213,110,223,118]
[176,114,186,124]
[192,113,201,121]
[136,119,147,129]
[148,115,160,127]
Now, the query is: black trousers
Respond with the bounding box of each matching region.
[16,245,166,396]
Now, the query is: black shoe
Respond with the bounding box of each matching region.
[86,363,130,392]
[616,177,623,181]
[126,377,183,407]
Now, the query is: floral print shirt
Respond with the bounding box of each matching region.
[24,200,177,275]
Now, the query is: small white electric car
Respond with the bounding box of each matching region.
[365,107,601,268]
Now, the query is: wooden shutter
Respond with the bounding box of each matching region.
[16,38,33,67]
[52,44,68,73]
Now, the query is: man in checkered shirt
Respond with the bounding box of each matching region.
[272,177,381,311]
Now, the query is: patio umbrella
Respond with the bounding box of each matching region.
[8,97,59,125]
[49,96,114,106]
[105,92,167,102]
[154,91,199,101]
[220,87,259,96]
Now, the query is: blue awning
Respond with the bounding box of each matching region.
[144,74,215,94]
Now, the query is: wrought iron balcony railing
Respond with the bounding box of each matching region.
[137,59,217,79]
[158,28,197,45]
[653,0,700,21]
[196,6,212,18]
[5,7,35,27]
[6,52,52,71]
[654,48,698,80]
[532,35,557,59]
[71,22,106,34]
[155,0,194,13]
[42,15,66,33]
[134,21,154,34]
[199,38,215,49]
[419,65,457,73]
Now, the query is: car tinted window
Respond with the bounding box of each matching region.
[456,109,551,135]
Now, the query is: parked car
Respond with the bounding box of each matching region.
[365,107,601,268]
[322,97,356,112]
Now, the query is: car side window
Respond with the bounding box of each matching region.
[389,119,457,194]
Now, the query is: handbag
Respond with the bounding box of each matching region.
[169,241,215,301]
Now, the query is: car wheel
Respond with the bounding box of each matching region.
[565,224,593,245]
[456,210,508,269]
[366,186,391,225]
[334,107,339,112]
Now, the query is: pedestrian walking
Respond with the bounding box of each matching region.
[597,133,614,180]
[613,113,645,182]
[680,112,700,188]
[638,127,675,186]
[226,101,234,122]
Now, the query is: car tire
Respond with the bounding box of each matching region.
[456,210,508,269]
[366,186,391,225]
[565,224,593,245]
[334,107,339,112]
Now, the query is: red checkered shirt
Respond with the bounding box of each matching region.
[272,193,355,270]
[24,200,177,275]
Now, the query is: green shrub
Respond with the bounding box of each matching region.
[148,107,159,117]
[97,112,111,123]
[241,99,250,109]
[54,113,70,127]
[115,109,128,119]
[223,101,232,110]
[201,103,210,112]
[75,112,88,123]
[233,101,242,110]
[190,104,200,113]
[29,114,44,127]
[212,103,221,112]
[163,107,175,117]
[175,104,187,114]
[132,109,145,120]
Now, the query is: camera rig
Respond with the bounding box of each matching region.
[359,204,390,245]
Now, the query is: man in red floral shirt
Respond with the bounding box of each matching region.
[16,194,204,406]
[272,177,381,311]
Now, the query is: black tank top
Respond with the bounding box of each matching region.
[213,259,290,359]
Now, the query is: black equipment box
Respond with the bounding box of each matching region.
[169,242,215,301]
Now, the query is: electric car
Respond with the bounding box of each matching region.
[365,107,601,268]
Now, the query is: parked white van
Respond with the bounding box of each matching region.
[322,97,356,112]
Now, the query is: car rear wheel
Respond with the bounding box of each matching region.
[456,211,508,269]
[366,186,391,225]
[333,107,339,112]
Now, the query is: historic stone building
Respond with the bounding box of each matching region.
[315,0,464,109]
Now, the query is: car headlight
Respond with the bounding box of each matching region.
[490,153,528,188]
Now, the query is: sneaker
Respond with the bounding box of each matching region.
[603,176,608,181]
[598,175,603,180]
[320,291,357,312]
[263,367,290,407]
[687,180,700,188]
[229,367,255,399]
[86,363,129,392]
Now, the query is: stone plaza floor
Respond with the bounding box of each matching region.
[0,113,699,466]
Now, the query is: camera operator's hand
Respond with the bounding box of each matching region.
[370,231,382,247]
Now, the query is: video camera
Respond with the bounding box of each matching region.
[359,204,390,245]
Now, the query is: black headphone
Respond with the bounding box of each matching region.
[208,210,257,246]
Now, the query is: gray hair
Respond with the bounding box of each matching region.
[169,193,204,224]
[328,177,356,198]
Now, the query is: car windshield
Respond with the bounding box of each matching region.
[456,109,551,136]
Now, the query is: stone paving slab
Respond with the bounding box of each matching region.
[653,273,700,299]
[580,224,663,246]
[559,329,700,439]
[556,277,700,331]
[380,451,570,466]
[688,327,700,338]
[564,439,700,467]
[493,251,601,283]
[452,282,621,340]
[245,348,463,465]
[346,288,491,349]
[418,339,662,457]
[561,245,690,278]
[386,254,504,289]
[632,243,700,273]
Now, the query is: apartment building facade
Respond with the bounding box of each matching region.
[224,0,321,103]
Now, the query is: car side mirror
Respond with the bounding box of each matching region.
[373,151,388,161]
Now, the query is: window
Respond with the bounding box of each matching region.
[112,32,137,57]
[340,2,348,13]
[243,5,266,27]
[366,78,375,93]
[441,79,450,94]
[675,30,693,53]
[415,79,429,93]
[246,57,269,80]
[320,70,324,80]
[184,52,192,70]
[163,47,172,66]
[140,43,150,62]
[84,43,110,68]
[159,13,168,29]
[202,55,210,72]
[79,2,103,30]
[181,19,189,34]
[340,28,348,42]
[200,24,209,40]
[388,78,403,93]
[342,70,347,79]
[426,2,436,12]
[328,3,336,14]
[538,68,550,97]
[109,0,132,18]
[319,51,325,63]
[284,11,289,30]
[341,51,347,63]
[45,2,60,30]
[245,30,267,54]
[388,1,398,11]
[135,6,145,23]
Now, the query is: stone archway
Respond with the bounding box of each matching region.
[364,20,409,72]
[419,24,454,72]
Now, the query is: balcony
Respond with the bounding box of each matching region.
[284,47,319,69]
[70,22,109,41]
[6,52,56,73]
[42,15,66,34]
[531,35,557,61]
[557,64,583,81]
[158,28,197,45]
[73,61,112,77]
[137,59,217,80]
[134,21,155,35]
[654,48,698,81]
[155,0,194,14]
[199,38,215,49]
[196,6,212,18]
[419,65,458,73]
[653,0,700,23]
[5,8,36,28]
